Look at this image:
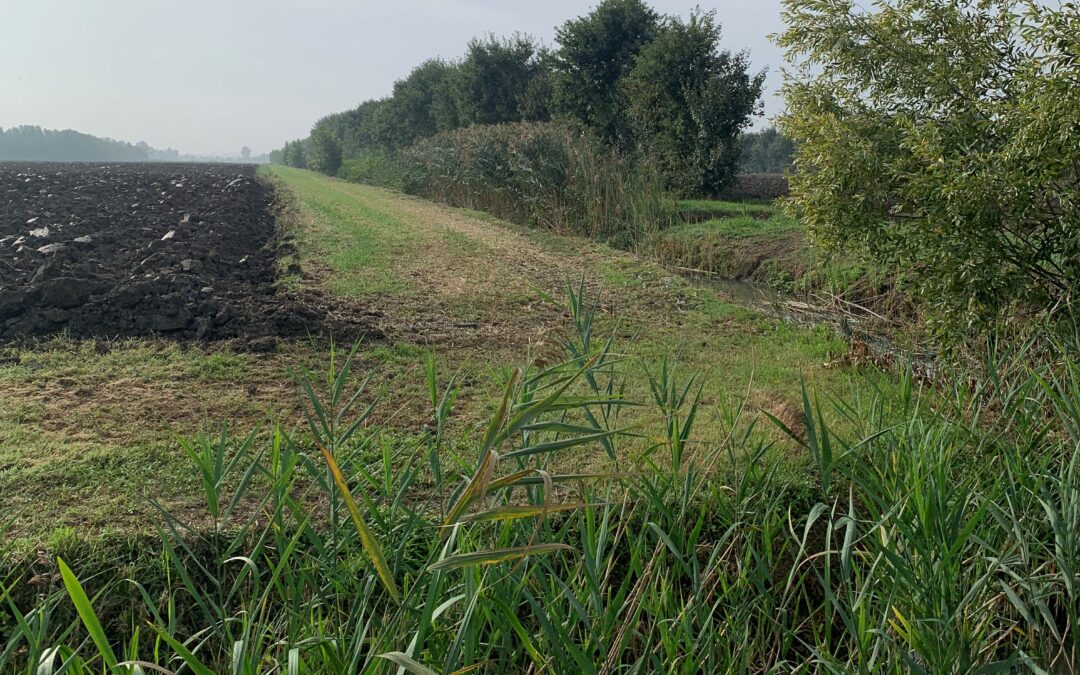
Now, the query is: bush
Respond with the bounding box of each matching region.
[399,122,667,245]
[778,0,1080,334]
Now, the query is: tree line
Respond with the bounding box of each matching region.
[0,126,150,162]
[273,0,779,196]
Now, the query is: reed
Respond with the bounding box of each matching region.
[399,122,669,248]
[2,286,1077,673]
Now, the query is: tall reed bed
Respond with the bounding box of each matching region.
[399,123,669,247]
[2,285,1078,673]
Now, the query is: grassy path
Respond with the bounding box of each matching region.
[0,167,883,546]
[271,166,864,398]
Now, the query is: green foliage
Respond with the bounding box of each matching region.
[337,151,405,188]
[305,127,342,176]
[739,127,795,173]
[622,10,765,196]
[457,34,547,126]
[3,292,1079,672]
[778,0,1080,334]
[273,1,769,201]
[551,0,661,144]
[276,139,307,168]
[399,122,667,245]
[390,58,462,142]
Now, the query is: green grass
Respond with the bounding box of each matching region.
[1,168,883,548]
[676,197,778,219]
[268,166,417,297]
[653,199,893,310]
[3,305,1075,673]
[650,201,808,283]
[668,212,800,240]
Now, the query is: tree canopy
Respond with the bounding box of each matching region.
[622,10,764,195]
[740,128,794,174]
[550,0,661,144]
[275,0,765,197]
[778,0,1080,330]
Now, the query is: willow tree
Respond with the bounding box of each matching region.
[778,0,1080,332]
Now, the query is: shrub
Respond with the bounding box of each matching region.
[778,0,1080,334]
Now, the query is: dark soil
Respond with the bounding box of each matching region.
[0,162,372,346]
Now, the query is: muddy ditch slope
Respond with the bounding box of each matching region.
[0,162,352,345]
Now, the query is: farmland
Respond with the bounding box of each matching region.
[1,162,1076,672]
[0,163,373,344]
[0,163,858,545]
[3,0,1078,669]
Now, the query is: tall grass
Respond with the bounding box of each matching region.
[399,123,669,247]
[337,152,406,191]
[2,286,1078,673]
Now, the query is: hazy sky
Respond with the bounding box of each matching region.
[0,1,786,156]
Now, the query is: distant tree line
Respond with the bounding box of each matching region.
[0,126,150,162]
[0,125,267,164]
[274,0,769,196]
[739,128,794,174]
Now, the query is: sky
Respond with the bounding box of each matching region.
[0,1,787,156]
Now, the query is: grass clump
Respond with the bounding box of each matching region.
[2,286,1078,673]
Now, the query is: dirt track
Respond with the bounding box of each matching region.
[0,162,334,344]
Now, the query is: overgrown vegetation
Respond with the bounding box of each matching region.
[4,286,1077,673]
[399,123,667,245]
[271,0,764,199]
[779,0,1080,336]
[649,200,806,282]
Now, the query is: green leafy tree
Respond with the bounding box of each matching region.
[740,128,795,173]
[391,59,463,142]
[622,10,765,195]
[347,99,397,154]
[457,34,542,126]
[518,48,555,122]
[306,127,342,175]
[284,139,307,169]
[0,125,149,161]
[551,0,660,143]
[778,0,1080,331]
